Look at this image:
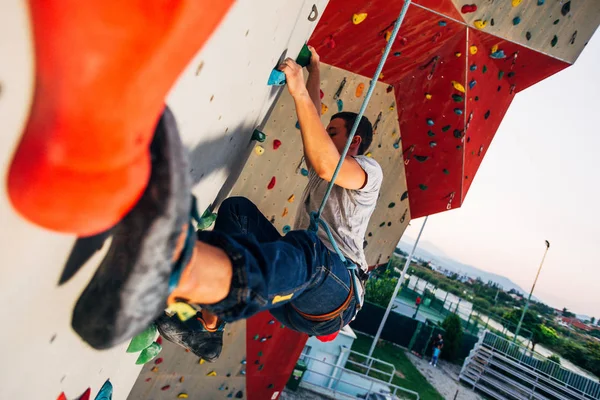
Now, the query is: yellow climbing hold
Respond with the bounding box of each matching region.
[207,371,217,377]
[352,13,368,25]
[366,152,373,158]
[512,0,522,7]
[455,52,462,57]
[425,93,432,100]
[167,302,196,322]
[469,45,478,55]
[321,103,328,115]
[254,145,265,156]
[198,358,205,365]
[389,103,395,111]
[151,367,159,373]
[177,394,189,399]
[385,31,392,42]
[288,194,295,203]
[282,208,289,217]
[491,44,499,54]
[473,20,487,29]
[451,81,466,93]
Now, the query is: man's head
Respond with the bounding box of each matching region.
[327,112,373,156]
[438,334,443,339]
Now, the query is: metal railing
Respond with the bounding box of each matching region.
[300,351,419,400]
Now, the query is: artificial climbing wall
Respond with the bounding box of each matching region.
[229,63,411,267]
[0,0,329,399]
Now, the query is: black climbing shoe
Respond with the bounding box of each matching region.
[71,106,192,349]
[156,312,225,362]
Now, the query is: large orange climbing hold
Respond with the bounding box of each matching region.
[356,83,365,97]
[7,0,234,235]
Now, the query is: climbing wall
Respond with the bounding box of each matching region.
[0,0,329,399]
[309,0,600,218]
[227,62,411,400]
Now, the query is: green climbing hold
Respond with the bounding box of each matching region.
[258,351,263,357]
[251,129,266,142]
[127,325,157,353]
[427,130,435,137]
[443,169,449,175]
[379,222,385,227]
[482,65,487,74]
[197,209,218,230]
[442,125,451,132]
[551,35,558,47]
[296,44,312,67]
[475,96,479,101]
[388,202,396,208]
[136,342,162,365]
[438,20,447,27]
[254,334,259,340]
[553,19,560,25]
[526,32,532,41]
[498,70,504,80]
[513,16,521,25]
[452,94,464,102]
[419,184,428,191]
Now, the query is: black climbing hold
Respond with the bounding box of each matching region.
[484,110,491,119]
[497,85,502,92]
[401,191,409,201]
[387,85,394,93]
[419,184,428,191]
[368,232,372,237]
[508,72,515,78]
[570,31,578,45]
[429,141,437,148]
[442,125,451,132]
[561,1,570,16]
[268,384,274,389]
[452,94,464,102]
[551,35,558,47]
[388,202,396,208]
[236,391,244,399]
[453,129,463,139]
[387,222,392,227]
[491,18,495,26]
[379,222,385,227]
[394,52,402,57]
[553,19,560,25]
[526,32,532,41]
[427,130,435,137]
[474,96,479,101]
[414,155,429,162]
[443,169,449,175]
[470,64,477,71]
[456,145,462,150]
[482,65,487,74]
[466,137,471,143]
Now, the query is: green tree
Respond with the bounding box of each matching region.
[441,314,463,362]
[591,316,596,325]
[547,354,561,364]
[531,324,558,352]
[473,297,492,311]
[365,271,398,308]
[562,307,576,318]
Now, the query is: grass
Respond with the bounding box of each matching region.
[349,332,445,400]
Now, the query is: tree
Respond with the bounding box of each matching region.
[547,354,561,364]
[562,307,576,318]
[531,324,558,352]
[473,297,492,311]
[591,317,596,325]
[441,314,463,362]
[365,271,398,308]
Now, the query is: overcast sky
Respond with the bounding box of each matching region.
[403,31,600,318]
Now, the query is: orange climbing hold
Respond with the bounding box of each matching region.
[385,31,392,42]
[321,103,328,115]
[282,208,289,217]
[288,194,295,203]
[425,93,432,100]
[352,13,368,24]
[356,83,365,97]
[7,0,235,235]
[469,45,478,55]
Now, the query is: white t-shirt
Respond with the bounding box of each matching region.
[294,156,383,273]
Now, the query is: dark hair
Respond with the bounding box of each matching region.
[330,112,373,155]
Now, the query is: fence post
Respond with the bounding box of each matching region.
[408,321,423,352]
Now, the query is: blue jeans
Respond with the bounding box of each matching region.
[198,196,358,336]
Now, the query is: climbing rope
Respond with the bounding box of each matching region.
[307,0,412,305]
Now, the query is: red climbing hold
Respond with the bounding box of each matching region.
[461,4,477,13]
[267,177,276,190]
[155,357,163,365]
[78,388,91,400]
[156,336,163,345]
[161,385,171,391]
[273,139,282,150]
[323,35,336,49]
[57,393,67,400]
[319,89,324,99]
[145,378,152,382]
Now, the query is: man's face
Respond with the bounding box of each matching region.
[438,334,442,339]
[327,118,360,155]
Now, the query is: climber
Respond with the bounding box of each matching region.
[158,46,383,361]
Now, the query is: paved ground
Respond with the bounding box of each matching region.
[406,354,482,400]
[280,387,334,400]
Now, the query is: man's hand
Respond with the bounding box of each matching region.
[279,58,309,98]
[306,45,320,75]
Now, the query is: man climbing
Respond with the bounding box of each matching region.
[157,46,383,361]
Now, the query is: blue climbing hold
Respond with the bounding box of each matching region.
[282,225,291,234]
[454,108,463,115]
[301,168,309,177]
[394,52,401,57]
[490,50,506,59]
[94,380,113,400]
[469,80,477,90]
[537,0,545,5]
[438,21,447,27]
[469,64,477,71]
[393,142,400,149]
[513,16,521,25]
[336,99,344,112]
[267,69,286,86]
[295,120,300,129]
[426,118,435,126]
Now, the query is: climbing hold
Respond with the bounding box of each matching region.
[219,384,226,391]
[177,394,189,399]
[455,52,462,58]
[352,13,367,25]
[469,64,477,71]
[389,103,395,111]
[454,108,463,115]
[295,121,300,130]
[442,125,451,132]
[155,357,163,365]
[207,370,217,377]
[95,380,113,400]
[484,110,491,119]
[482,65,487,73]
[365,152,372,158]
[490,50,506,59]
[426,118,435,126]
[512,0,522,7]
[387,222,392,227]
[469,45,478,55]
[491,18,495,26]
[179,377,185,383]
[561,1,570,16]
[252,129,266,142]
[161,385,170,391]
[320,89,324,99]
[475,96,479,101]
[254,145,265,155]
[551,35,558,47]
[151,366,159,372]
[136,342,162,365]
[452,94,464,102]
[498,70,504,80]
[443,169,449,175]
[401,191,409,201]
[553,19,560,25]
[269,319,275,324]
[419,184,428,191]
[355,83,365,97]
[526,32,532,41]
[301,168,309,176]
[491,44,499,53]
[386,85,394,93]
[570,31,578,45]
[474,20,487,30]
[469,80,476,90]
[537,0,544,4]
[321,103,328,115]
[385,31,392,42]
[451,81,465,93]
[414,155,429,163]
[267,177,276,190]
[288,194,295,203]
[425,93,432,100]
[430,141,437,148]
[508,72,515,78]
[394,51,401,57]
[324,35,336,49]
[388,202,396,208]
[282,225,291,234]
[199,357,206,365]
[453,129,464,139]
[267,69,286,86]
[497,85,502,92]
[379,222,385,227]
[438,21,447,27]
[461,4,477,13]
[127,325,157,353]
[336,99,344,112]
[282,208,288,217]
[296,44,312,68]
[393,142,400,149]
[236,391,244,399]
[156,336,163,345]
[273,139,282,150]
[427,130,435,137]
[513,16,521,25]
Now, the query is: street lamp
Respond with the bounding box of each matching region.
[513,240,550,343]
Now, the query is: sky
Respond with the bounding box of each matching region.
[402,31,600,318]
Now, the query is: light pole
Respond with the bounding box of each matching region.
[513,240,550,343]
[367,216,428,358]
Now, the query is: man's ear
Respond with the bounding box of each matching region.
[352,135,362,148]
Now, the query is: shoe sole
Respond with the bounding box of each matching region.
[72,106,191,349]
[156,313,223,362]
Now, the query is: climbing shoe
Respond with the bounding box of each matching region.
[71,106,192,349]
[156,312,225,362]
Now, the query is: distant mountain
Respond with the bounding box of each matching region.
[397,238,531,297]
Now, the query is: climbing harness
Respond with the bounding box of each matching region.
[306,0,412,311]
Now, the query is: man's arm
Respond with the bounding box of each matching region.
[279,58,367,190]
[305,45,321,114]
